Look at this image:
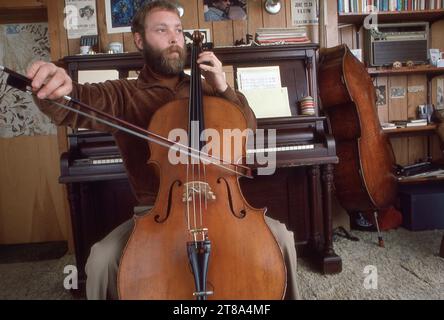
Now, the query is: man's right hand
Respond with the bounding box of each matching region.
[26,61,73,100]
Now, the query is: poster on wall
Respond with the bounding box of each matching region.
[64,0,98,39]
[375,85,386,106]
[0,23,56,138]
[105,0,154,34]
[291,0,319,26]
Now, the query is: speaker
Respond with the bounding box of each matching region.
[365,22,429,67]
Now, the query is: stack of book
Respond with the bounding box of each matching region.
[381,118,428,129]
[406,119,428,127]
[255,28,310,45]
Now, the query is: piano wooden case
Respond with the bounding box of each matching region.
[59,44,341,286]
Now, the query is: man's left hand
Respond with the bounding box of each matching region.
[197,51,228,93]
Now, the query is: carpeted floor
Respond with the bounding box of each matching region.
[298,228,444,299]
[0,228,443,300]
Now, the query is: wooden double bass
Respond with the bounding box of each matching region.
[318,45,398,215]
[117,32,286,300]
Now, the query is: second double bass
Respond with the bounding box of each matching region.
[318,45,398,215]
[118,32,286,300]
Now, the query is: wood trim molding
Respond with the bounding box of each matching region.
[0,8,47,24]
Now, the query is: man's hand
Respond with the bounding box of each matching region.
[197,51,228,93]
[26,61,73,100]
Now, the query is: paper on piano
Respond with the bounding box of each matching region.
[78,70,119,84]
[240,87,292,119]
[236,66,281,91]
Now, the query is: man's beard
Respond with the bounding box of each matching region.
[142,41,187,76]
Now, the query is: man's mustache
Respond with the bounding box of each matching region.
[165,45,185,56]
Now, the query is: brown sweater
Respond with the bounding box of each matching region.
[36,65,256,205]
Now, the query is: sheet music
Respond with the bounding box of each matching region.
[236,66,281,91]
[240,87,291,119]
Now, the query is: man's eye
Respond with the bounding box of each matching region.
[157,29,166,33]
[177,29,183,33]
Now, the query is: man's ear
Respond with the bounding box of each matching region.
[133,32,144,51]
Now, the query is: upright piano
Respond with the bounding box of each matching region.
[59,44,342,285]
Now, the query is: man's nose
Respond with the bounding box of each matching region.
[168,31,178,45]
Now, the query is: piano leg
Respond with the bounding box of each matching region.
[308,165,322,251]
[66,183,87,296]
[320,164,342,274]
[307,164,342,274]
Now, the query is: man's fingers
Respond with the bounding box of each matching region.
[26,61,47,79]
[31,63,58,90]
[199,64,218,73]
[197,52,222,67]
[47,83,72,100]
[37,70,68,99]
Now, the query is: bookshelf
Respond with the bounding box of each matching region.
[338,9,444,25]
[384,124,438,136]
[367,65,444,77]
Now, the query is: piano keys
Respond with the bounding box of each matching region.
[247,116,337,168]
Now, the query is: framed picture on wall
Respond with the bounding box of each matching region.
[183,29,211,45]
[203,0,248,22]
[105,0,154,34]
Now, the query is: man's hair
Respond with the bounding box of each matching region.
[131,0,180,35]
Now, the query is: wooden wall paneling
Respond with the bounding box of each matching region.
[325,0,339,47]
[68,38,81,55]
[0,7,48,24]
[406,74,428,164]
[0,0,45,8]
[246,0,263,42]
[374,76,389,123]
[407,74,427,119]
[285,0,292,28]
[339,25,354,49]
[388,76,409,165]
[358,25,364,50]
[408,137,428,163]
[431,20,444,51]
[123,32,138,53]
[431,136,443,161]
[390,137,409,166]
[388,76,408,121]
[262,0,286,28]
[96,0,123,53]
[211,20,234,46]
[0,136,69,244]
[233,19,248,44]
[181,0,199,29]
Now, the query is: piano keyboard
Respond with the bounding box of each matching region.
[246,144,315,154]
[74,157,123,166]
[72,144,315,167]
[92,158,123,165]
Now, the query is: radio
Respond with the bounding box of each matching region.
[365,22,429,67]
